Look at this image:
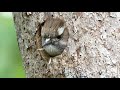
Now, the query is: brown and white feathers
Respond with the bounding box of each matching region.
[41,17,69,57]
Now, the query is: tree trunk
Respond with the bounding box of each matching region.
[13,12,120,78]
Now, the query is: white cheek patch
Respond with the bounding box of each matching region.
[57,26,65,35]
[45,38,50,43]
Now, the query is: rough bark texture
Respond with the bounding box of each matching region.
[13,12,120,78]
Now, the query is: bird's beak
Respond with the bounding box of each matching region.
[43,38,51,46]
[45,38,50,43]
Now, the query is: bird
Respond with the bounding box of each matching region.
[40,17,69,57]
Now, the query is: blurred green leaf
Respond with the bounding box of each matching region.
[0,12,25,78]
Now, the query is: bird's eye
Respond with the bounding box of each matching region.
[56,35,61,39]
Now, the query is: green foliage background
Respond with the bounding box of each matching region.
[0,12,25,78]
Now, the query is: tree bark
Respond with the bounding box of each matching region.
[13,12,120,78]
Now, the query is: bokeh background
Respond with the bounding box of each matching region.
[0,12,25,78]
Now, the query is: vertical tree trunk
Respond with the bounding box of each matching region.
[13,12,120,78]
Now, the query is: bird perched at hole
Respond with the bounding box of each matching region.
[41,17,69,57]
